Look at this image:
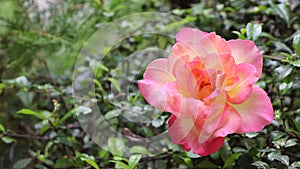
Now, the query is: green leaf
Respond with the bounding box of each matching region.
[130,146,153,156]
[108,137,125,156]
[60,109,75,123]
[0,83,5,94]
[272,41,293,53]
[81,159,99,169]
[223,153,241,169]
[219,141,233,163]
[0,123,5,132]
[293,116,300,132]
[44,141,54,157]
[17,109,46,120]
[270,2,290,27]
[267,150,289,165]
[245,132,259,138]
[274,65,293,80]
[272,136,288,148]
[151,118,165,128]
[293,32,300,56]
[105,109,121,119]
[93,79,106,95]
[128,154,142,169]
[268,151,281,161]
[246,22,262,41]
[16,91,35,107]
[13,158,32,169]
[186,150,201,158]
[287,60,300,67]
[183,157,193,168]
[14,76,31,87]
[75,106,92,115]
[54,158,74,169]
[284,139,297,147]
[113,156,129,163]
[280,155,289,166]
[291,161,300,168]
[1,136,16,144]
[78,153,99,169]
[271,130,286,140]
[110,160,130,169]
[251,161,269,169]
[108,77,121,93]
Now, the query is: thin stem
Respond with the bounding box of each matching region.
[3,132,51,140]
[263,55,284,62]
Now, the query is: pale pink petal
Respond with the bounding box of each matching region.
[226,63,259,104]
[174,61,200,99]
[214,105,241,137]
[228,40,263,76]
[176,28,207,44]
[168,115,199,146]
[166,92,208,118]
[138,80,167,110]
[168,43,200,76]
[197,32,231,54]
[198,102,225,143]
[203,53,237,79]
[143,58,174,84]
[168,114,225,156]
[138,59,175,110]
[230,86,274,133]
[161,82,182,115]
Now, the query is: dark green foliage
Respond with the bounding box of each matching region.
[0,0,300,168]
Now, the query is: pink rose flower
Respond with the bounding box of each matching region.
[138,28,274,156]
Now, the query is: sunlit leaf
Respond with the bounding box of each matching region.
[130,146,153,156]
[108,137,125,156]
[105,109,121,119]
[17,109,46,120]
[128,154,142,169]
[1,136,16,144]
[223,153,241,169]
[246,22,262,41]
[108,77,121,93]
[0,123,5,132]
[78,153,99,169]
[251,161,269,169]
[293,32,300,56]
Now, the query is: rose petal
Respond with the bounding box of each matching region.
[143,58,174,84]
[168,114,224,156]
[193,137,225,156]
[230,86,274,133]
[175,60,200,99]
[138,59,175,110]
[203,53,237,79]
[176,28,207,44]
[198,102,225,143]
[138,80,167,110]
[168,115,199,146]
[214,105,241,137]
[168,43,199,76]
[228,40,263,76]
[167,93,208,118]
[226,63,259,104]
[198,32,231,54]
